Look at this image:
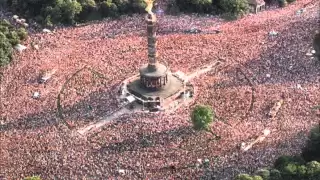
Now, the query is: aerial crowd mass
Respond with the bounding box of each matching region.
[0,0,319,179]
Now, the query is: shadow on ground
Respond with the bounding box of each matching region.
[0,67,121,132]
[95,125,196,154]
[199,130,310,180]
[217,15,319,90]
[89,126,310,179]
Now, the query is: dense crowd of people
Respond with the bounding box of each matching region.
[1,0,319,179]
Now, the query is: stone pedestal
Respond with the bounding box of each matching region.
[125,12,186,110]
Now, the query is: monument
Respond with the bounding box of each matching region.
[119,0,193,111]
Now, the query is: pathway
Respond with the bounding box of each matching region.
[186,60,223,80]
[77,107,133,136]
[76,60,224,136]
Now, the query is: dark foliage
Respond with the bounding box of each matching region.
[278,0,287,7]
[313,31,320,61]
[286,0,296,3]
[4,0,146,25]
[235,125,320,180]
[175,0,214,13]
[0,20,28,67]
[175,0,248,17]
[302,126,320,162]
[191,104,215,131]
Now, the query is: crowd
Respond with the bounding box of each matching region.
[1,0,319,179]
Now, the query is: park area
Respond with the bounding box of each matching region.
[0,0,320,179]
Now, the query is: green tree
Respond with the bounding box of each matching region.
[6,31,20,45]
[306,161,320,178]
[274,155,305,171]
[99,0,119,17]
[131,0,147,13]
[296,165,307,178]
[191,105,220,139]
[302,126,320,162]
[252,176,263,180]
[16,28,28,40]
[236,174,254,180]
[269,169,282,180]
[113,0,130,13]
[50,0,83,24]
[255,169,270,180]
[0,20,27,67]
[175,0,213,13]
[278,0,287,7]
[79,0,96,7]
[286,0,295,3]
[219,0,249,17]
[6,0,148,25]
[78,0,98,21]
[0,32,13,67]
[282,163,298,178]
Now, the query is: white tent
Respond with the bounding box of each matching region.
[125,95,136,103]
